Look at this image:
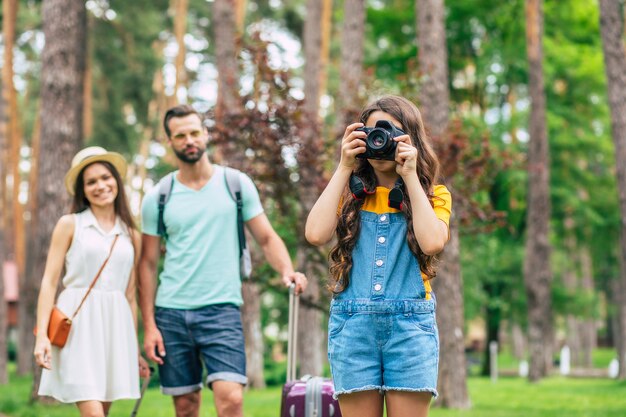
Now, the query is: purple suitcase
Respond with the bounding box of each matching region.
[280,285,342,417]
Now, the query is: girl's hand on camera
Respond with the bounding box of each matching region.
[339,123,367,169]
[394,135,418,178]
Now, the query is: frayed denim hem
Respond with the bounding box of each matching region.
[333,385,382,400]
[382,386,438,399]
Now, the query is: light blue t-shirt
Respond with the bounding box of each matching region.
[141,165,264,308]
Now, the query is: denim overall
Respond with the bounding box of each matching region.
[328,210,439,398]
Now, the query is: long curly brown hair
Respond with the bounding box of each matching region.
[328,95,441,293]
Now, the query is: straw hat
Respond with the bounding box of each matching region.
[64,146,127,195]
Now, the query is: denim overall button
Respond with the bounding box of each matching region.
[374,284,382,291]
[380,215,387,221]
[378,236,386,244]
[376,260,384,267]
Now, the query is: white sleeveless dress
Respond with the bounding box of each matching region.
[39,208,140,402]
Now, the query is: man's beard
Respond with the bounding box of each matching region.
[173,146,205,163]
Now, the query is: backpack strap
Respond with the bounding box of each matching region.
[224,167,252,279]
[157,173,175,238]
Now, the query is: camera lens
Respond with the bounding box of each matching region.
[372,133,386,147]
[367,130,388,151]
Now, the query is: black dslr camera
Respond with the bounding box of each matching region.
[355,120,405,161]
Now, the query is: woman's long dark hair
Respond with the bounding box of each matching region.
[71,161,136,232]
[328,95,442,293]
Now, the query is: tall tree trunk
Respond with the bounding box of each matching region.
[213,0,241,122]
[563,226,582,366]
[417,0,469,408]
[318,0,333,100]
[0,0,18,385]
[83,15,93,139]
[173,0,188,101]
[481,282,502,376]
[0,81,7,384]
[27,112,41,223]
[511,321,527,360]
[524,0,553,382]
[25,0,86,397]
[2,0,20,280]
[212,0,268,386]
[3,0,26,377]
[578,245,596,368]
[599,0,626,380]
[335,0,365,135]
[235,0,247,34]
[431,224,469,407]
[0,248,6,384]
[241,282,266,388]
[610,279,623,372]
[295,0,326,379]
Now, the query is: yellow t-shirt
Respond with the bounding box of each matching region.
[341,184,452,297]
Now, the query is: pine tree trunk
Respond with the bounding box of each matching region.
[212,0,269,384]
[579,245,596,368]
[563,229,581,366]
[173,0,188,97]
[235,0,247,33]
[2,0,20,298]
[0,78,7,382]
[481,282,502,376]
[599,0,626,380]
[0,26,9,387]
[318,0,333,100]
[296,0,326,378]
[335,0,365,134]
[524,0,553,382]
[431,221,469,407]
[511,322,527,360]
[2,0,26,377]
[241,281,266,388]
[25,0,86,397]
[416,0,469,408]
[213,0,241,120]
[0,244,6,384]
[416,0,450,134]
[83,17,93,139]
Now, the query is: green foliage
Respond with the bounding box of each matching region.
[89,0,168,154]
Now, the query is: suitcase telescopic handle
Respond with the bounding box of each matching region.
[286,283,300,382]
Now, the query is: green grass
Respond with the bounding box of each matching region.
[1,370,626,417]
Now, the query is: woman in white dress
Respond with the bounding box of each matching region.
[34,146,150,417]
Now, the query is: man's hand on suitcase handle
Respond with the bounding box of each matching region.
[283,272,308,295]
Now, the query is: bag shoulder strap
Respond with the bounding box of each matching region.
[157,173,175,238]
[71,234,119,320]
[223,167,247,255]
[223,166,242,203]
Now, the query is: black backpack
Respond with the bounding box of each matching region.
[156,167,252,279]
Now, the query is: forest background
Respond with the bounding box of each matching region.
[1,0,626,412]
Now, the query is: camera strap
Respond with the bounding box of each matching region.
[350,175,405,210]
[388,178,404,210]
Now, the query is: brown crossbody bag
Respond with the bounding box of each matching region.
[42,234,119,348]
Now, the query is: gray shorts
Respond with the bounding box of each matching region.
[155,303,247,396]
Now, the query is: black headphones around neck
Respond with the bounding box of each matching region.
[349,175,405,210]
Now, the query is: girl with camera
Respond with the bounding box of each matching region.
[33,147,149,417]
[305,95,451,417]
